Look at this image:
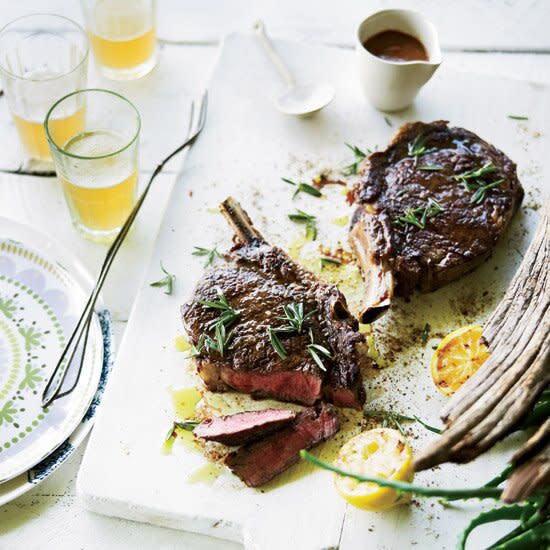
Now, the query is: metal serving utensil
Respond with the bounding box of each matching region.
[41,92,208,408]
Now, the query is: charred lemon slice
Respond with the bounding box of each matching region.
[334,428,414,511]
[431,324,490,396]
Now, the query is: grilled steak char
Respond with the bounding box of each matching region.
[224,404,340,487]
[182,198,365,409]
[350,121,524,323]
[193,409,296,446]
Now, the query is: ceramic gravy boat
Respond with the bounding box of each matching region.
[356,9,442,112]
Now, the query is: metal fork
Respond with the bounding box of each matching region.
[41,92,208,408]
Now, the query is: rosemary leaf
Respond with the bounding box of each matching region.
[187,334,206,358]
[421,323,431,345]
[282,177,322,198]
[288,209,318,241]
[267,327,288,359]
[320,255,342,268]
[453,162,497,183]
[308,345,328,371]
[279,303,316,334]
[407,134,436,166]
[307,328,332,371]
[418,165,443,172]
[364,408,441,434]
[174,420,200,431]
[395,198,443,229]
[507,115,528,120]
[192,246,222,267]
[150,262,176,295]
[342,143,371,175]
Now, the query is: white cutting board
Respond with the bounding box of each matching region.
[77,33,549,549]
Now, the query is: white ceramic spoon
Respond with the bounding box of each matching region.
[254,20,335,116]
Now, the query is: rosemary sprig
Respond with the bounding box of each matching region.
[198,288,237,313]
[279,303,316,334]
[204,322,234,357]
[470,179,504,204]
[307,328,332,371]
[288,210,318,240]
[395,198,444,229]
[267,326,288,359]
[364,408,441,434]
[282,177,322,199]
[452,162,504,204]
[320,255,342,268]
[453,162,498,183]
[300,450,502,499]
[198,289,240,328]
[407,134,436,166]
[187,334,206,358]
[342,143,371,176]
[192,246,221,267]
[150,262,176,295]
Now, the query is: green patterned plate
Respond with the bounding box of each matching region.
[0,218,103,483]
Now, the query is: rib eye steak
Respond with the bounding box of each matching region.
[224,404,340,487]
[182,197,365,409]
[350,120,524,323]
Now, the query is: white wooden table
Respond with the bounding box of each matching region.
[0,1,548,548]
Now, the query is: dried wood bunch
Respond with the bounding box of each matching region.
[503,418,550,502]
[414,201,550,500]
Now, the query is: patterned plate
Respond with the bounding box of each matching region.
[0,310,113,506]
[0,218,104,483]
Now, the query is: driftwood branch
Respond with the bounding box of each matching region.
[502,419,550,502]
[414,200,550,481]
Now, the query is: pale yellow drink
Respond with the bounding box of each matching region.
[61,130,137,237]
[86,0,156,77]
[13,107,85,161]
[90,25,155,69]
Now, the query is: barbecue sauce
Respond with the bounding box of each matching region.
[364,30,428,63]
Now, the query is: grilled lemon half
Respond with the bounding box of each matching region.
[334,428,414,511]
[431,324,490,396]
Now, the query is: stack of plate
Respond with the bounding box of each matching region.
[0,218,113,505]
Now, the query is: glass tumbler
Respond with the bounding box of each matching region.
[46,89,141,243]
[81,0,157,80]
[0,14,89,161]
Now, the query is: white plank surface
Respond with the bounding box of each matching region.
[77,33,548,550]
[0,1,549,548]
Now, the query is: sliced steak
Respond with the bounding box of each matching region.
[193,409,296,446]
[224,404,340,487]
[182,198,365,409]
[350,120,524,322]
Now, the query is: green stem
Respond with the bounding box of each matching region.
[457,505,528,550]
[444,464,513,503]
[300,451,502,499]
[489,518,550,549]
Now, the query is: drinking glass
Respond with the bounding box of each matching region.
[46,89,140,243]
[81,0,157,80]
[0,14,89,161]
